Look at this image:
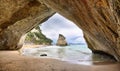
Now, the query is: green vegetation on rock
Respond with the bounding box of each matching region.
[25,26,52,45]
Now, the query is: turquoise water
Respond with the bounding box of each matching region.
[21,45,94,65]
[21,45,115,65]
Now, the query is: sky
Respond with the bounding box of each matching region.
[40,13,86,44]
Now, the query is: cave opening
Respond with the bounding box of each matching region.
[23,13,87,46]
[21,13,116,65]
[0,1,119,71]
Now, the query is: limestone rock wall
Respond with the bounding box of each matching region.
[0,0,54,50]
[40,0,120,61]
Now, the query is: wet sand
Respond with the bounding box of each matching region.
[0,51,120,71]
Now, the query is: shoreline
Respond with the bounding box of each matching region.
[0,50,120,71]
[0,51,120,71]
[0,45,120,71]
[21,44,116,64]
[22,44,48,48]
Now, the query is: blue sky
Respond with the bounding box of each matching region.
[40,13,86,44]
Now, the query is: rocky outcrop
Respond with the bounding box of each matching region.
[25,26,52,45]
[0,0,120,61]
[0,0,54,50]
[56,34,67,46]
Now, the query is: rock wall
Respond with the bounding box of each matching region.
[0,0,54,50]
[0,0,120,61]
[56,34,67,46]
[40,0,120,61]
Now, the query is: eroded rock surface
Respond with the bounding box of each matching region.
[40,0,120,61]
[0,0,120,61]
[56,34,67,46]
[0,0,54,50]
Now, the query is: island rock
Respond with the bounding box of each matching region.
[56,34,67,46]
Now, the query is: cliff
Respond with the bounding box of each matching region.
[25,26,52,45]
[0,0,120,61]
[56,34,67,46]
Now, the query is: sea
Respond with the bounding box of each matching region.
[21,44,115,65]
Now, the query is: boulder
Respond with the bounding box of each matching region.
[56,34,67,46]
[40,54,47,56]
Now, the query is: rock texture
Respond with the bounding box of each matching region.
[56,34,67,46]
[0,0,54,50]
[0,0,120,61]
[39,0,120,61]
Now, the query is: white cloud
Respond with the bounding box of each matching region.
[40,13,86,44]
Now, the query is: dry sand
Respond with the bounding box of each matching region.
[22,44,46,48]
[0,51,120,71]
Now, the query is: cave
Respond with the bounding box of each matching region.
[20,13,116,63]
[0,0,119,60]
[0,0,120,71]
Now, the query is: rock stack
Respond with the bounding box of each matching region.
[56,34,67,46]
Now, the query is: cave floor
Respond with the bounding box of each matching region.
[0,51,120,71]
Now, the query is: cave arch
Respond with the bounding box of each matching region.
[39,0,120,61]
[0,0,55,50]
[0,0,119,61]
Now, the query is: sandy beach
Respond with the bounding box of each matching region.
[0,50,120,71]
[22,44,46,48]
